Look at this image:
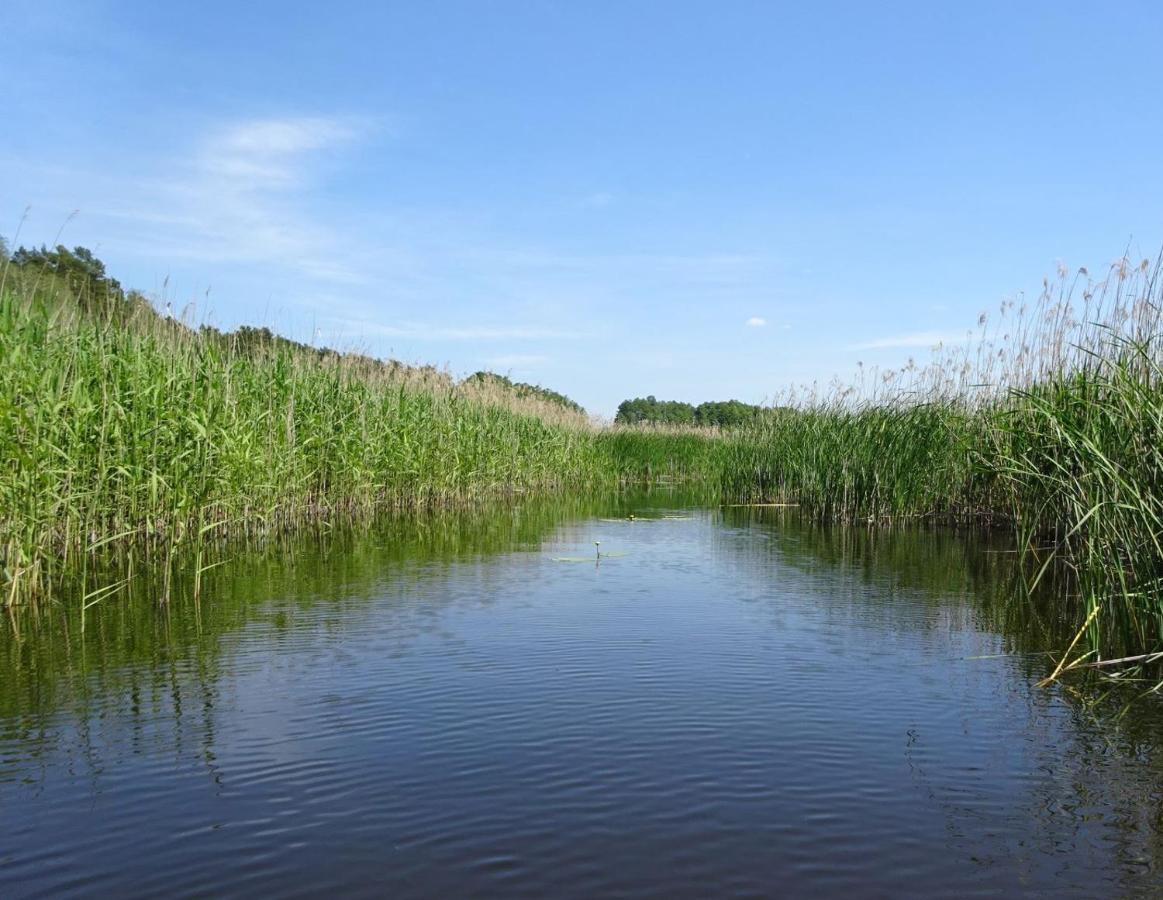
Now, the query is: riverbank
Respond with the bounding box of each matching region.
[719,255,1163,676]
[0,274,723,606]
[3,252,1162,681]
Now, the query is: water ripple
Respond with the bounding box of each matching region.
[1,507,1162,897]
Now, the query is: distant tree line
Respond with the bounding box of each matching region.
[614,396,764,428]
[8,243,122,297]
[2,242,154,322]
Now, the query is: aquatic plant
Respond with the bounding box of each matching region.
[0,246,730,608]
[721,253,1163,674]
[5,239,1163,682]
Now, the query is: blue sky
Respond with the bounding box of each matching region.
[3,1,1162,416]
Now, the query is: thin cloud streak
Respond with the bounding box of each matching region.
[34,115,376,283]
[161,116,366,276]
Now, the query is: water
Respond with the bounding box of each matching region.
[2,494,1162,898]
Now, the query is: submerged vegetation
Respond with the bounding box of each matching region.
[2,241,1163,684]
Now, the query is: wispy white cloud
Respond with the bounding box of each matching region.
[77,115,372,282]
[198,117,359,189]
[746,316,766,327]
[4,112,777,386]
[853,330,968,350]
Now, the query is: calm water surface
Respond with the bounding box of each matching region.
[2,495,1162,897]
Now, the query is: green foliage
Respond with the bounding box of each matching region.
[6,240,1163,676]
[11,243,119,305]
[615,396,695,426]
[694,399,765,428]
[615,395,763,427]
[715,257,1163,668]
[3,242,155,324]
[720,403,982,521]
[0,285,616,604]
[597,428,728,481]
[2,241,442,383]
[0,248,714,606]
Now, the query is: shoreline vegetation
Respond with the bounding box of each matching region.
[723,253,1163,685]
[2,242,1162,686]
[0,244,722,610]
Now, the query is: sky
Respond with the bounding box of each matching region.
[2,1,1162,416]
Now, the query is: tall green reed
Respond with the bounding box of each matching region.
[0,271,723,607]
[723,253,1163,673]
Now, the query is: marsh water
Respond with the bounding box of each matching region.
[2,492,1162,898]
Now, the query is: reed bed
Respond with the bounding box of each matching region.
[1,291,566,604]
[0,269,728,606]
[598,425,729,483]
[6,244,1163,680]
[723,253,1163,672]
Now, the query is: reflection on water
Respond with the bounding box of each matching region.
[1,493,1161,898]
